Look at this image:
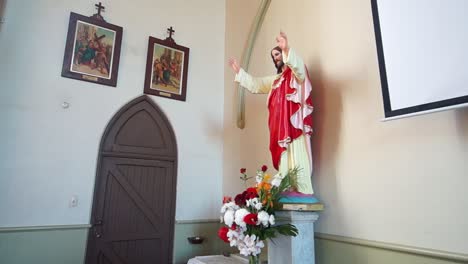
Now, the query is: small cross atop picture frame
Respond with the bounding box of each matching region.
[144,28,190,101]
[61,7,123,87]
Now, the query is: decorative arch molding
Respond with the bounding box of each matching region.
[236,0,272,129]
[100,95,177,159]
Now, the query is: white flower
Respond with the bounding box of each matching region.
[224,209,235,227]
[221,201,239,213]
[238,234,265,256]
[227,229,239,246]
[271,172,285,187]
[255,202,263,211]
[239,245,249,256]
[269,214,275,225]
[227,226,247,247]
[257,211,270,227]
[245,198,263,211]
[246,198,262,211]
[234,208,249,228]
[230,239,238,247]
[254,240,265,256]
[255,171,264,183]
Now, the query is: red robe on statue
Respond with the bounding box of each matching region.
[267,67,313,170]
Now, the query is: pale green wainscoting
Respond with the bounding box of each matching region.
[0,222,231,264]
[315,233,468,264]
[4,223,465,264]
[0,225,89,264]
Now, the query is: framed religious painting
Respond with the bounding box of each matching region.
[144,35,190,101]
[61,12,123,87]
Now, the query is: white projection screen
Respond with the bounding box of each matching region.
[371,0,468,119]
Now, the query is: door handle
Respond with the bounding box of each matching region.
[93,219,103,238]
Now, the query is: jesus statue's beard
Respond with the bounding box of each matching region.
[275,60,285,74]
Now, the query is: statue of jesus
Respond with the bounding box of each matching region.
[229,32,317,203]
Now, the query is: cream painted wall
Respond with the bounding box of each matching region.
[223,0,264,196]
[225,0,468,255]
[0,0,225,226]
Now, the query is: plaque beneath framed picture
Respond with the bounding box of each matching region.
[144,31,190,101]
[61,11,122,87]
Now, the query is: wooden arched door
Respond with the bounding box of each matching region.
[85,95,177,264]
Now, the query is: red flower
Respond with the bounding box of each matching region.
[244,187,258,199]
[244,213,258,225]
[230,223,237,230]
[234,193,245,206]
[218,226,229,243]
[223,196,232,203]
[240,168,246,174]
[261,165,268,172]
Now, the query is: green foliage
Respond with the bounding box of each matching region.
[275,224,298,236]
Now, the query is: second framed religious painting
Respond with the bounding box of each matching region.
[144,36,190,101]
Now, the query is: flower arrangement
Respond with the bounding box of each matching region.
[218,165,299,264]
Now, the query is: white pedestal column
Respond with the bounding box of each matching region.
[267,211,319,264]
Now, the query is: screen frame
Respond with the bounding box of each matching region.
[371,0,468,118]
